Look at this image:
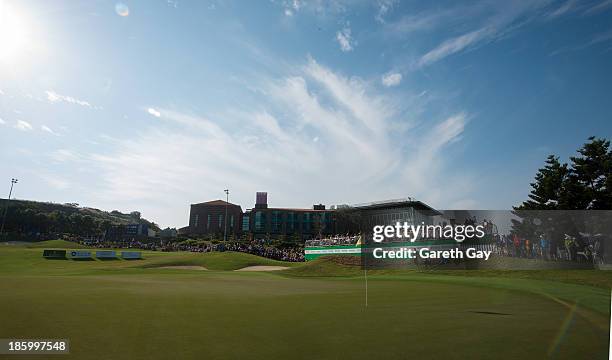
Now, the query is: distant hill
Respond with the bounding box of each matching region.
[0,198,159,240]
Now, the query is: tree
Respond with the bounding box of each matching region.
[568,136,612,209]
[513,137,612,252]
[516,155,568,210]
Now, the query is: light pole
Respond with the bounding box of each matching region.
[0,178,18,239]
[224,189,229,242]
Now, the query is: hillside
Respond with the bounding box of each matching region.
[0,198,159,240]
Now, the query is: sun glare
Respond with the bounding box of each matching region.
[0,1,33,65]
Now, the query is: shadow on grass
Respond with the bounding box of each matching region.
[468,310,512,316]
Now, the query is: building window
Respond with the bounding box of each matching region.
[207,214,211,230]
[194,214,199,227]
[287,212,296,232]
[271,211,282,233]
[303,212,312,231]
[218,214,223,228]
[242,214,250,232]
[254,211,266,232]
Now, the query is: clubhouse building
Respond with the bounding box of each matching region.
[186,192,440,241]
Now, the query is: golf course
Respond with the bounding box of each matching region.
[0,240,610,360]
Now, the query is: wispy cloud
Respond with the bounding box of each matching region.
[375,0,398,23]
[147,108,162,117]
[583,0,612,15]
[45,90,99,109]
[88,57,473,226]
[49,149,80,162]
[38,173,71,190]
[385,11,448,35]
[381,72,402,87]
[416,1,551,67]
[546,0,577,18]
[418,27,494,67]
[14,120,33,131]
[41,125,60,136]
[283,0,303,16]
[336,26,355,52]
[549,28,612,55]
[0,117,5,125]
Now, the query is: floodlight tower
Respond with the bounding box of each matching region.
[0,178,18,239]
[224,189,229,242]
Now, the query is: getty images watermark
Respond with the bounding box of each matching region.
[370,222,492,260]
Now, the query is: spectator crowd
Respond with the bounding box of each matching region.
[493,233,605,264]
[73,238,304,262]
[305,234,360,247]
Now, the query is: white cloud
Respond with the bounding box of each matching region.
[382,72,402,87]
[283,0,301,16]
[375,0,398,23]
[14,120,32,131]
[38,173,71,190]
[45,90,98,109]
[49,149,80,162]
[418,27,493,67]
[336,27,354,52]
[416,1,551,67]
[147,108,162,117]
[41,125,60,136]
[583,0,612,15]
[546,0,577,18]
[0,117,5,125]
[88,57,473,226]
[549,28,612,55]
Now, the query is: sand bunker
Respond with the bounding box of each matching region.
[235,266,289,272]
[157,265,208,271]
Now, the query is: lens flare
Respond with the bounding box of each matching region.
[0,1,32,65]
[115,3,129,17]
[547,301,577,357]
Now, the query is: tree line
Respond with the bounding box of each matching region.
[512,136,612,249]
[0,200,157,240]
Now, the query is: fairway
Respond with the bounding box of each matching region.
[0,244,610,359]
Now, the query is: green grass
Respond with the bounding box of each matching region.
[0,246,297,274]
[25,239,92,249]
[0,246,610,360]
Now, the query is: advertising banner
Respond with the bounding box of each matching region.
[95,250,116,259]
[68,251,91,259]
[120,251,142,259]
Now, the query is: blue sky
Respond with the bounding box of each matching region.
[1,0,611,227]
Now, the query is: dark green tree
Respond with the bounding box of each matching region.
[568,136,612,209]
[513,137,612,251]
[516,155,568,210]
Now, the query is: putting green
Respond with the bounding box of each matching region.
[0,246,609,360]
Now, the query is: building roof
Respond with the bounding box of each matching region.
[351,199,441,214]
[270,207,330,212]
[191,199,241,207]
[245,200,439,214]
[245,207,330,213]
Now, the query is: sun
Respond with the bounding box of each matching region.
[0,1,32,65]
